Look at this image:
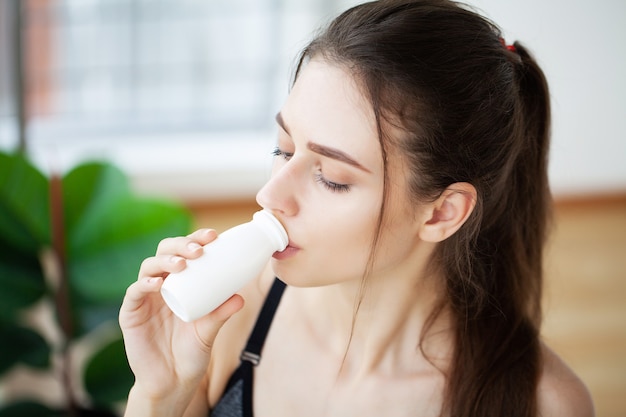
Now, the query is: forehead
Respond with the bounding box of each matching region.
[281,59,383,171]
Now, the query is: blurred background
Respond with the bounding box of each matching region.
[0,0,624,416]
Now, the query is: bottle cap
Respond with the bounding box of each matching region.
[253,210,288,251]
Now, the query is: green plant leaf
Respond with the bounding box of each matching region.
[0,401,63,417]
[55,161,192,335]
[83,337,134,406]
[68,197,191,335]
[69,198,192,303]
[0,152,49,319]
[0,246,47,320]
[62,162,131,250]
[0,323,50,375]
[0,155,194,413]
[0,152,51,252]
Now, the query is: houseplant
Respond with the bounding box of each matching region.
[0,151,193,416]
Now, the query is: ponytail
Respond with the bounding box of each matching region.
[509,41,552,325]
[443,42,552,417]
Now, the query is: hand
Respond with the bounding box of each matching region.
[119,229,244,409]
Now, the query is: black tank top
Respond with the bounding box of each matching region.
[210,278,286,417]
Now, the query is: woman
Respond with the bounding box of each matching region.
[119,1,594,416]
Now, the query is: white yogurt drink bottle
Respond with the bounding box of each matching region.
[161,210,288,322]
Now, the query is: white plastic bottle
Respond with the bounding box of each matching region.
[161,210,288,322]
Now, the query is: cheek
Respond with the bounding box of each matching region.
[273,192,382,286]
[312,188,381,246]
[308,198,381,276]
[370,222,417,271]
[368,193,425,273]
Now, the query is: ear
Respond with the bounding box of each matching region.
[418,182,477,243]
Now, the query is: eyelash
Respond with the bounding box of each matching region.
[315,173,351,193]
[271,147,351,193]
[271,147,293,160]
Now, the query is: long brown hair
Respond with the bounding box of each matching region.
[294,1,551,416]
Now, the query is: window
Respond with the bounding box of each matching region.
[0,0,359,200]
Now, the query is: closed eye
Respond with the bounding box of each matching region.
[271,146,351,193]
[271,147,294,161]
[315,173,351,193]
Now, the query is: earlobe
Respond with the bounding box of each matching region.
[419,182,477,242]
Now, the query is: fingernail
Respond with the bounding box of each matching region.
[187,242,201,251]
[170,255,184,264]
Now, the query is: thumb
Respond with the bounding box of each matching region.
[193,294,245,350]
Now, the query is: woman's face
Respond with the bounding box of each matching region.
[256,59,426,288]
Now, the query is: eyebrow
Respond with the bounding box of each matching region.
[275,112,291,135]
[275,112,371,173]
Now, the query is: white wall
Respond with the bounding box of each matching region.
[465,0,626,196]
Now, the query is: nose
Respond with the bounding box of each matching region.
[255,162,299,218]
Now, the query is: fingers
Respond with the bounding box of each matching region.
[138,229,218,280]
[119,277,163,324]
[193,294,245,352]
[126,277,162,301]
[123,228,224,328]
[156,229,216,258]
[138,254,186,279]
[209,293,245,323]
[187,228,218,245]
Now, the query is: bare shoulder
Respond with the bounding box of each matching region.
[537,343,595,417]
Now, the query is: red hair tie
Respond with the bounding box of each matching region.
[499,37,517,53]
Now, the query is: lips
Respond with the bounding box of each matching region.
[273,242,299,260]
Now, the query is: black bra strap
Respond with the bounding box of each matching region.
[240,278,286,366]
[240,278,286,417]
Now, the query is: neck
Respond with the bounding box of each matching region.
[288,255,453,377]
